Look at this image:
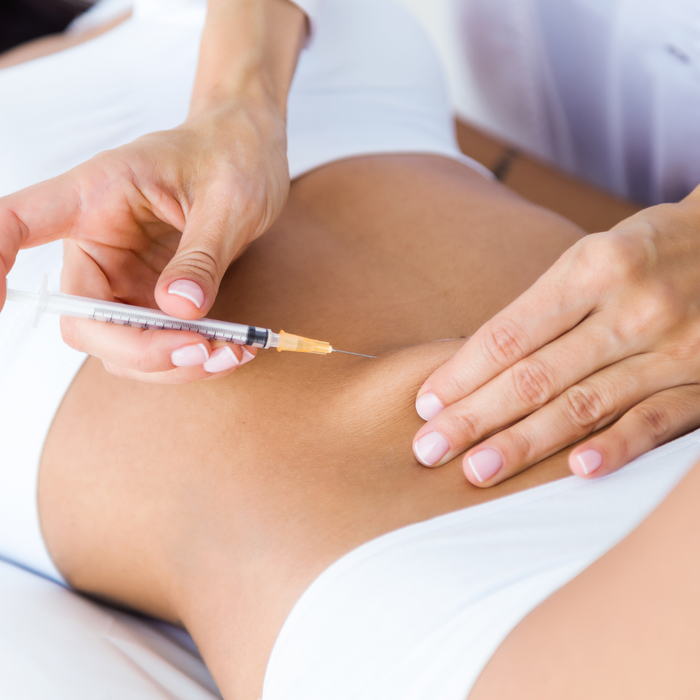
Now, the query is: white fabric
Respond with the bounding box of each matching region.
[3,2,697,698]
[69,0,326,42]
[0,0,486,198]
[0,558,220,699]
[66,0,133,33]
[0,244,82,584]
[262,430,700,700]
[0,0,483,585]
[290,0,324,22]
[289,0,324,40]
[458,0,700,203]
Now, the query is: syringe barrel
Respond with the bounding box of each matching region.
[6,287,318,352]
[42,292,270,347]
[46,292,101,320]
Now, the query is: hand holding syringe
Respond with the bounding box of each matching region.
[6,277,374,363]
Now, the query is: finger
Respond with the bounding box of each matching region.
[416,258,591,414]
[415,236,612,418]
[0,179,79,305]
[60,241,207,374]
[61,315,214,373]
[155,201,244,319]
[414,315,630,465]
[452,353,680,486]
[74,238,167,308]
[101,343,257,384]
[0,207,24,307]
[0,174,82,246]
[60,241,259,380]
[569,385,700,479]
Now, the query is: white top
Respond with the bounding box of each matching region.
[291,0,324,37]
[458,0,700,204]
[70,0,327,42]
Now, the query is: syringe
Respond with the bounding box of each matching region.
[5,277,375,358]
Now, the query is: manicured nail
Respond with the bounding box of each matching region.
[240,348,256,365]
[576,449,603,476]
[466,448,503,483]
[171,343,210,367]
[414,431,450,466]
[203,346,240,373]
[168,280,204,309]
[416,392,445,421]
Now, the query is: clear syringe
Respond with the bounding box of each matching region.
[5,278,375,358]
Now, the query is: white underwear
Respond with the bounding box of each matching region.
[0,0,486,585]
[262,430,700,699]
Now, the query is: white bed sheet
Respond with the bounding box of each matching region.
[0,559,220,699]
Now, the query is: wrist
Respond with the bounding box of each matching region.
[189,0,307,121]
[188,76,285,126]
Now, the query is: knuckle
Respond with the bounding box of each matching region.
[634,402,671,441]
[447,409,482,444]
[562,384,608,430]
[510,360,554,408]
[132,349,155,374]
[172,247,222,288]
[133,331,167,373]
[508,429,537,465]
[642,283,683,328]
[442,368,475,401]
[481,320,527,368]
[580,232,647,286]
[617,283,682,343]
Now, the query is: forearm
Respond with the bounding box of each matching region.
[189,0,307,120]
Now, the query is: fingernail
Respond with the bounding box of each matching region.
[414,431,450,466]
[466,448,503,483]
[416,393,445,421]
[203,346,240,373]
[576,449,603,476]
[171,343,210,367]
[168,280,204,309]
[240,348,256,365]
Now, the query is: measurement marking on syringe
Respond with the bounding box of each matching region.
[90,308,249,343]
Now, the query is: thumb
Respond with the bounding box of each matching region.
[155,205,243,319]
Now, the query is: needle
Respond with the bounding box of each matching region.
[332,349,376,358]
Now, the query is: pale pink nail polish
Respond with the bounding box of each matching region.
[168,280,205,309]
[240,348,256,365]
[416,393,445,421]
[576,449,603,476]
[414,431,450,466]
[466,448,503,483]
[171,343,209,367]
[204,346,240,373]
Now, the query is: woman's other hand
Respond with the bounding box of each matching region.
[412,188,700,484]
[0,0,307,383]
